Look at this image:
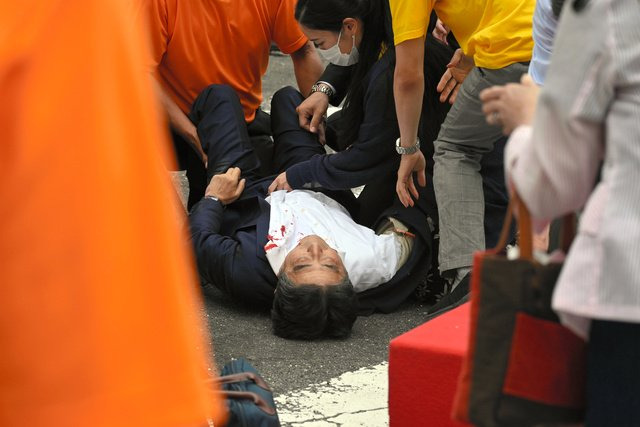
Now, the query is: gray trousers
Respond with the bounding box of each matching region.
[434,63,528,273]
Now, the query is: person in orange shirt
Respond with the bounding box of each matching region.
[0,0,225,425]
[136,0,324,209]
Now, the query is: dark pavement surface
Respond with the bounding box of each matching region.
[182,52,434,397]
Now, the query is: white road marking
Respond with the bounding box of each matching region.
[275,362,388,426]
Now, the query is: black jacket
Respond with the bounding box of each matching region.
[189,180,435,315]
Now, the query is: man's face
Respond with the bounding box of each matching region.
[281,235,346,285]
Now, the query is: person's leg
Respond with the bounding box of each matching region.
[189,84,261,183]
[479,137,515,249]
[270,86,325,173]
[433,63,528,277]
[246,108,274,177]
[170,129,207,210]
[586,319,640,426]
[355,174,396,227]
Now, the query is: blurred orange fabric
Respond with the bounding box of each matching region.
[0,0,225,426]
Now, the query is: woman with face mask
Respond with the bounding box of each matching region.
[268,0,454,227]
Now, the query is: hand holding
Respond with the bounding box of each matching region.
[205,167,246,205]
[296,91,329,134]
[267,172,293,194]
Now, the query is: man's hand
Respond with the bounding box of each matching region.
[437,48,474,104]
[396,151,427,208]
[205,167,245,205]
[432,19,450,45]
[267,172,292,194]
[479,74,540,135]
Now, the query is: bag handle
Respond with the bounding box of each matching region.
[218,391,277,416]
[216,372,272,392]
[491,192,575,261]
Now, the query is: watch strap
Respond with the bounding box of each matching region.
[395,137,421,155]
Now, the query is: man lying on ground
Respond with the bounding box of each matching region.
[190,166,437,340]
[187,99,441,341]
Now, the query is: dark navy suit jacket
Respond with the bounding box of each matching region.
[190,179,436,315]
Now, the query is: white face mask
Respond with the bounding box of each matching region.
[317,30,359,66]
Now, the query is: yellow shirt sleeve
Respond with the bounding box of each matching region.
[389,0,436,46]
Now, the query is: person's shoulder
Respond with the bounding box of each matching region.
[367,49,396,88]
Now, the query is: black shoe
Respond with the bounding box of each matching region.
[426,272,470,316]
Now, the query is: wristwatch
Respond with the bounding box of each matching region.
[395,137,421,155]
[310,82,335,98]
[205,195,220,203]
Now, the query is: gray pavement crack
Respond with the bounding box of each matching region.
[281,406,388,426]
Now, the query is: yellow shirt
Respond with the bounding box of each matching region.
[389,0,535,69]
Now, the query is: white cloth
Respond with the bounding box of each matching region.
[505,0,640,339]
[528,0,558,85]
[264,190,402,292]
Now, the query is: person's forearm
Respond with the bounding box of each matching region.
[394,39,425,148]
[291,41,324,97]
[151,76,197,143]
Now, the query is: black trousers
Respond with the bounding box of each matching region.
[585,319,640,426]
[270,86,359,216]
[170,84,274,210]
[269,85,511,246]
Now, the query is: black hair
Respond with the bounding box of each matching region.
[271,272,358,340]
[295,0,391,147]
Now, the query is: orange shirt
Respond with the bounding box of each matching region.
[137,0,307,122]
[0,0,225,425]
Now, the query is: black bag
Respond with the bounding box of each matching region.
[218,358,281,427]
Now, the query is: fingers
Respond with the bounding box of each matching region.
[233,178,246,198]
[317,122,327,146]
[437,69,452,93]
[521,73,534,86]
[309,109,324,134]
[479,85,504,102]
[267,180,277,194]
[447,83,460,104]
[408,177,419,201]
[225,167,242,180]
[439,75,457,103]
[417,169,427,188]
[296,105,311,131]
[396,180,414,208]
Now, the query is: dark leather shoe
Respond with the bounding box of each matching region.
[426,272,470,316]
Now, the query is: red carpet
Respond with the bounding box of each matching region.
[389,303,471,427]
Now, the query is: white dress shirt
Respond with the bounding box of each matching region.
[264,190,402,292]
